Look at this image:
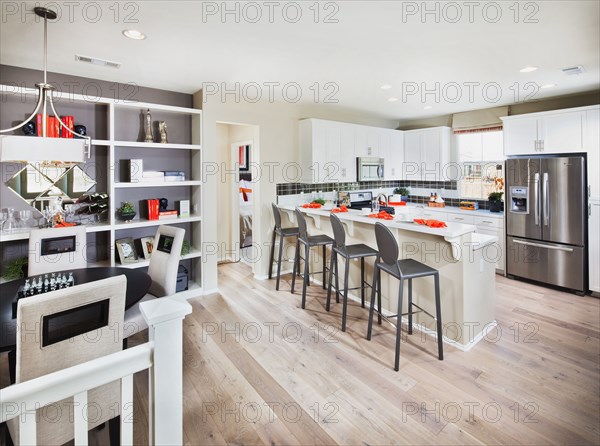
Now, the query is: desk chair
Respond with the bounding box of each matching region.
[123,225,185,342]
[327,213,378,332]
[367,222,444,371]
[6,275,126,445]
[28,226,87,276]
[291,208,334,309]
[268,203,300,290]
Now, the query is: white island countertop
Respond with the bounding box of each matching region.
[280,205,498,259]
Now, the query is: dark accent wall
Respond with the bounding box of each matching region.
[0,65,194,273]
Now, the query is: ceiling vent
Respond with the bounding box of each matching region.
[75,54,121,69]
[561,65,585,75]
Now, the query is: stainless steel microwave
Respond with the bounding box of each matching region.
[357,157,384,181]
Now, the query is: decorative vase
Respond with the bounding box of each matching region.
[489,201,504,213]
[118,211,136,222]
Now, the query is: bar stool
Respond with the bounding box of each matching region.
[291,208,334,309]
[269,203,300,290]
[327,213,379,332]
[367,222,443,371]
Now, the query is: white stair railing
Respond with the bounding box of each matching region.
[0,296,192,445]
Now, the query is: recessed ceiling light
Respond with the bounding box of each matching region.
[540,83,557,89]
[520,66,538,73]
[122,29,146,40]
[380,85,392,90]
[424,106,433,110]
[388,97,398,102]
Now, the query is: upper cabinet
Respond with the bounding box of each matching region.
[299,119,403,183]
[457,130,504,162]
[502,108,587,155]
[585,107,600,198]
[403,127,452,181]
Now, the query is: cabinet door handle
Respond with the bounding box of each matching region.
[481,220,493,224]
[454,217,464,221]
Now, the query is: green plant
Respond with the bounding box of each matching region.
[181,240,191,256]
[2,257,28,281]
[488,192,504,202]
[312,198,326,205]
[118,201,135,213]
[394,187,410,196]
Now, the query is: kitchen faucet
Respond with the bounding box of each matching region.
[373,193,388,209]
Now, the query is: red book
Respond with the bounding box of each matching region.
[46,116,56,137]
[53,116,59,138]
[61,116,74,138]
[36,114,42,136]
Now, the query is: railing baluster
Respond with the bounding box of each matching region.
[20,411,36,445]
[73,391,88,445]
[121,374,134,445]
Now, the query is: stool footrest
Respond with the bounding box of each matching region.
[411,303,436,320]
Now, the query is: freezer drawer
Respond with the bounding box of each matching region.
[507,236,585,291]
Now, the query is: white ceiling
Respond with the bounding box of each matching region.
[1,1,599,120]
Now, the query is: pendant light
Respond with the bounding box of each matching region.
[0,7,90,164]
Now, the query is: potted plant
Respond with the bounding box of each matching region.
[2,257,28,281]
[488,192,504,213]
[117,201,136,222]
[392,187,410,202]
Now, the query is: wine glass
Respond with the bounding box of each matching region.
[19,210,33,229]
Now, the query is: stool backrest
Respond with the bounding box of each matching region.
[330,213,346,249]
[272,203,282,229]
[374,222,399,265]
[295,208,309,241]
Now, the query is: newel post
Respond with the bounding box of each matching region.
[140,297,192,445]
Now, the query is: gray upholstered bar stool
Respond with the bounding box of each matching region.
[327,213,379,332]
[291,208,334,309]
[367,222,444,371]
[269,203,300,290]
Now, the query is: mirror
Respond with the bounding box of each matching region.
[6,164,96,211]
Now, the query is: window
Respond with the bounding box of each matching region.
[455,130,504,199]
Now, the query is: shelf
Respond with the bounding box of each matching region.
[114,181,201,188]
[0,223,111,242]
[113,141,201,150]
[91,140,111,146]
[114,215,201,230]
[116,248,202,269]
[113,101,203,115]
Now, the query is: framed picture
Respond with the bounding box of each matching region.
[157,234,174,254]
[115,237,138,264]
[140,236,154,260]
[239,144,250,171]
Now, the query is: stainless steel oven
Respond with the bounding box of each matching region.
[357,157,384,181]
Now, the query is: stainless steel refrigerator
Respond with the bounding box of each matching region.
[506,156,587,293]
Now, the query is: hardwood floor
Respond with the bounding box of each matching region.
[2,262,599,445]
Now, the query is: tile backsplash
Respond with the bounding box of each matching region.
[276,180,457,195]
[276,180,492,210]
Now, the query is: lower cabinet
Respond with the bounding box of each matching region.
[473,215,505,273]
[590,200,600,293]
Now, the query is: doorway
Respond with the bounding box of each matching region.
[215,122,258,268]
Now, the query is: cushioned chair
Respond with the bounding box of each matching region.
[123,225,185,341]
[6,275,127,445]
[28,226,87,276]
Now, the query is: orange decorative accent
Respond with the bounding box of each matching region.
[428,202,446,208]
[413,219,447,228]
[388,201,406,206]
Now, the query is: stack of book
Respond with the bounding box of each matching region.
[141,171,165,182]
[36,114,74,138]
[164,171,185,182]
[147,199,160,220]
[158,210,178,220]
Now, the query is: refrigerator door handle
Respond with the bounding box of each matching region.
[513,239,574,253]
[543,172,549,226]
[534,172,540,225]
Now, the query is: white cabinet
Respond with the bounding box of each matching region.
[299,119,354,182]
[502,109,585,155]
[585,107,600,198]
[473,214,505,273]
[457,130,504,162]
[403,127,452,181]
[299,119,402,183]
[590,200,600,293]
[379,128,404,180]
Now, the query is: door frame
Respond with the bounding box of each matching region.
[231,140,253,262]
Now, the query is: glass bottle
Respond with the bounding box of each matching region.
[2,208,19,233]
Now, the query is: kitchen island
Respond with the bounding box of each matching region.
[280,206,498,351]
